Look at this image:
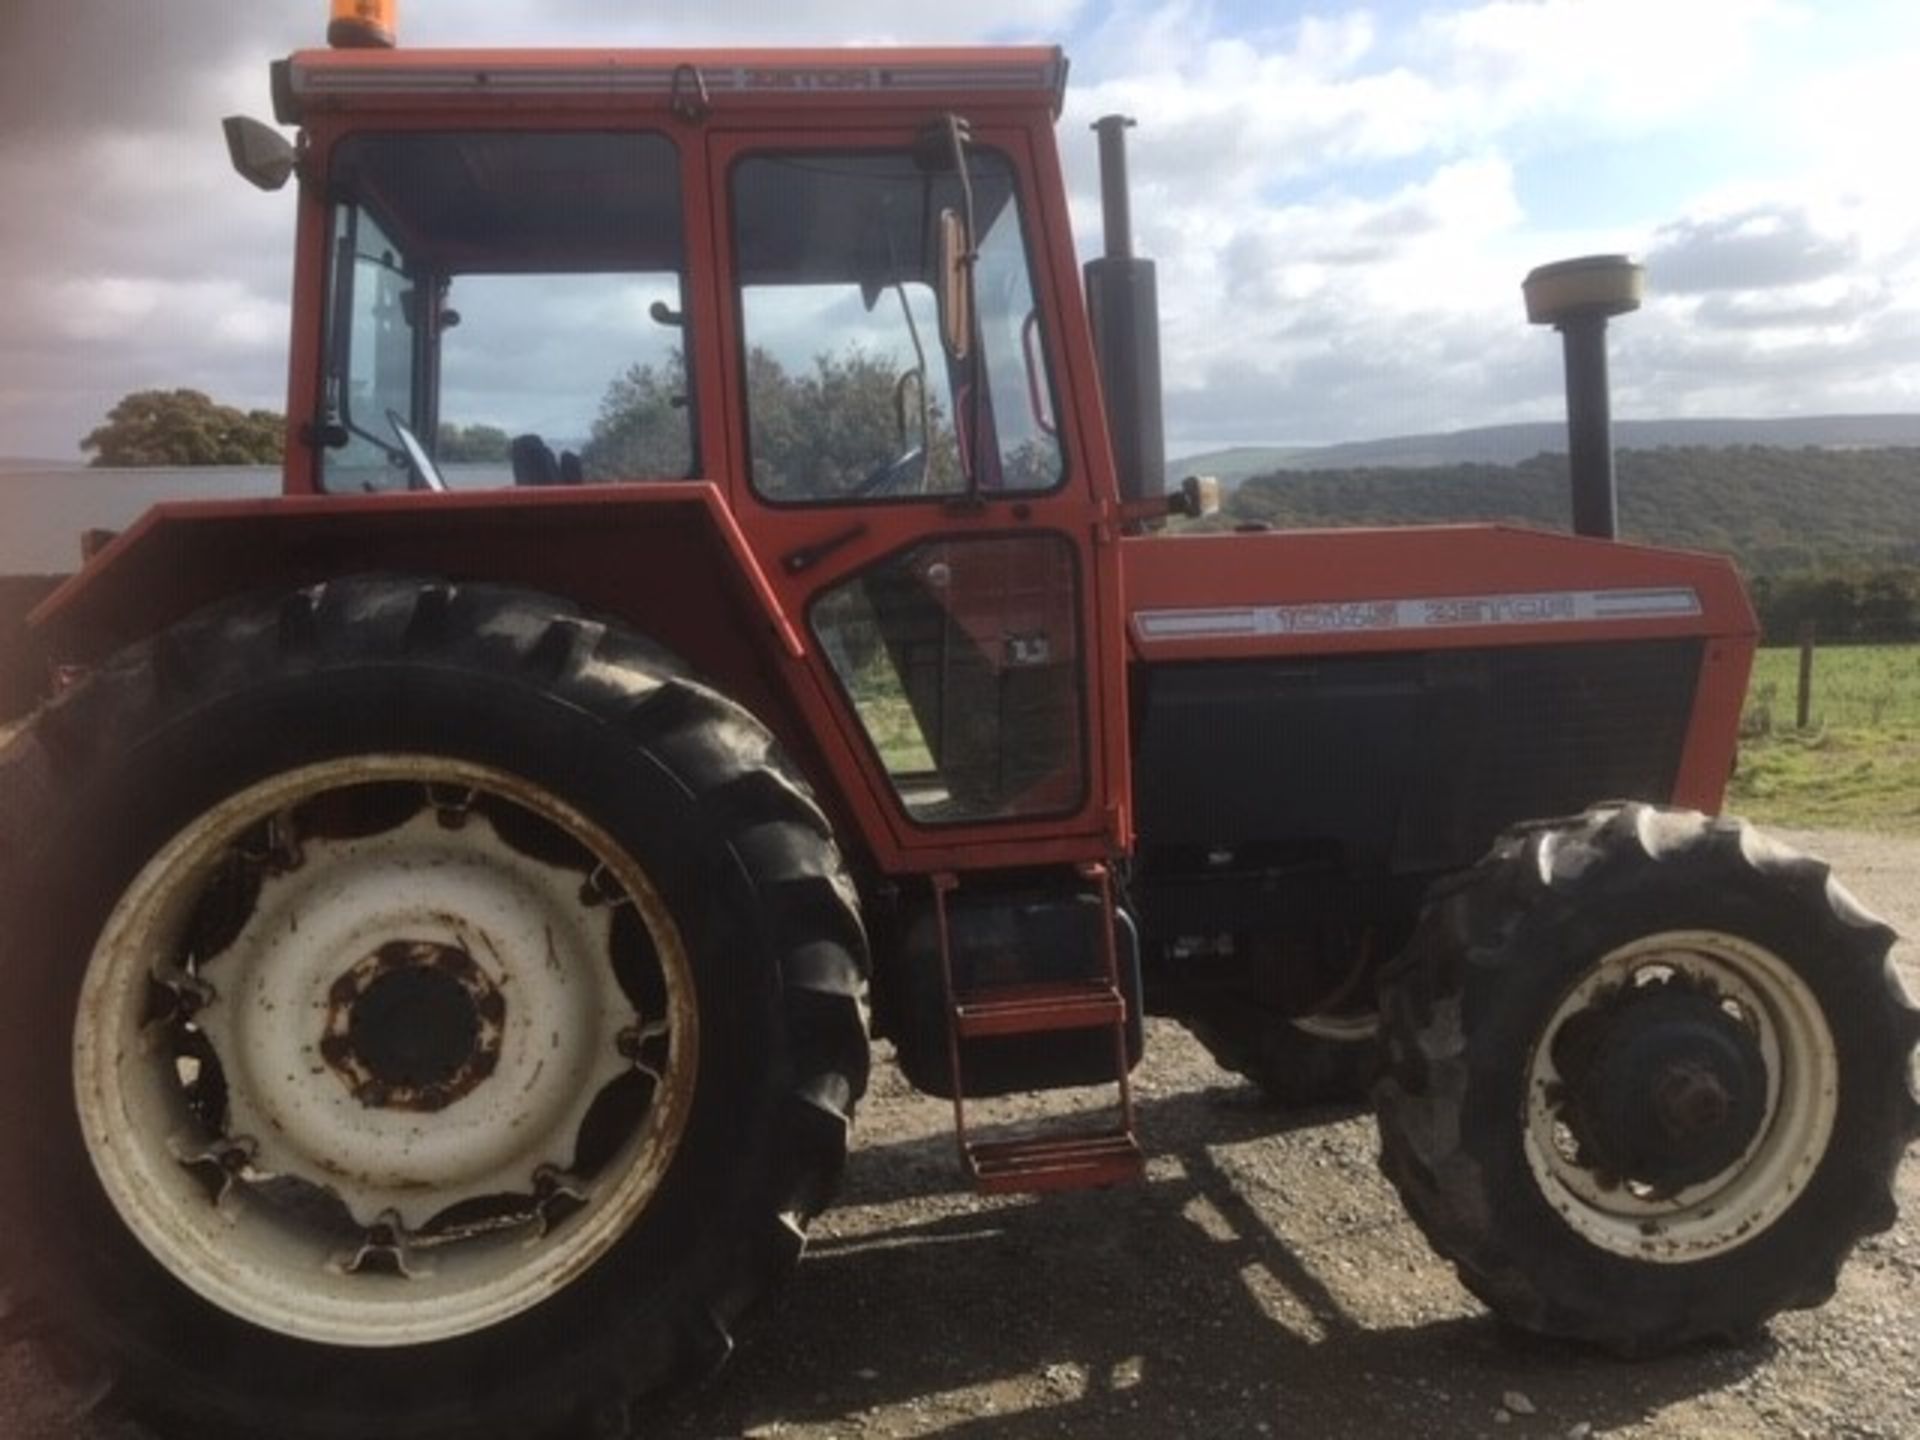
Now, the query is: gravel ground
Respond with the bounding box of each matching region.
[6,827,1918,1440]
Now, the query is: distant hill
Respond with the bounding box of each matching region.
[1164,445,1316,487]
[1176,413,1920,480]
[1219,445,1920,576]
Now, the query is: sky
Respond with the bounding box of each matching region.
[1,0,1917,460]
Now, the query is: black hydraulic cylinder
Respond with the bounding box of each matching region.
[1086,115,1166,503]
[1560,316,1618,540]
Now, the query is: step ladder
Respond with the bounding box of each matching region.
[933,864,1144,1195]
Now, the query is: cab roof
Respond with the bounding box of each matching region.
[279,46,1070,123]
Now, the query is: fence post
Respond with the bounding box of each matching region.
[1796,620,1817,731]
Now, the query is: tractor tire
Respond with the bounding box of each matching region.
[1374,803,1920,1354]
[0,577,870,1440]
[1184,1008,1378,1108]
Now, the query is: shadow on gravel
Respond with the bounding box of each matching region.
[656,1085,1772,1439]
[807,1081,1367,1211]
[6,1083,1773,1439]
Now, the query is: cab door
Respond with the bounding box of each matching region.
[708,124,1122,871]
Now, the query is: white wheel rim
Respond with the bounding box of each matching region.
[1522,929,1837,1263]
[73,757,699,1346]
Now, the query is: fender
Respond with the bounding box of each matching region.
[24,483,867,837]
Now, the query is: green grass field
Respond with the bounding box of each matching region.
[1730,643,1920,833]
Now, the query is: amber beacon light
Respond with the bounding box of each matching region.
[329,0,398,49]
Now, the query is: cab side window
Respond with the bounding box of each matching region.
[732,149,1063,504]
[810,534,1085,823]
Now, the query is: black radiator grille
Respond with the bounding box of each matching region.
[1471,641,1701,839]
[1134,639,1703,873]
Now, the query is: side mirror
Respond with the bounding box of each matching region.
[223,116,297,192]
[937,208,973,360]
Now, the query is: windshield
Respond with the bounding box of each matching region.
[319,131,693,493]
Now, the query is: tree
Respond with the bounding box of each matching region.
[1751,564,1920,644]
[1209,444,1920,581]
[81,389,283,467]
[1857,569,1917,640]
[435,422,511,463]
[748,348,903,498]
[580,354,694,480]
[746,347,960,499]
[580,345,960,497]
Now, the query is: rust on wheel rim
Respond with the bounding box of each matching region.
[1522,929,1838,1264]
[320,940,508,1113]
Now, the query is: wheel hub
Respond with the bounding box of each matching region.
[1564,987,1768,1194]
[1523,929,1840,1263]
[187,805,638,1219]
[323,941,505,1112]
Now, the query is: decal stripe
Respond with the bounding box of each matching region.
[1134,587,1702,641]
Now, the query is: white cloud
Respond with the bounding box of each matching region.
[1138,156,1561,447]
[1058,0,1920,448]
[411,0,1087,46]
[1649,206,1861,294]
[1792,48,1920,170]
[1067,0,1791,213]
[1068,37,1455,205]
[1429,0,1789,133]
[42,278,165,343]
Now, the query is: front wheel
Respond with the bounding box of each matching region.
[0,578,869,1440]
[1374,805,1919,1353]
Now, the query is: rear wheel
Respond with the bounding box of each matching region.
[0,577,869,1439]
[1374,805,1919,1352]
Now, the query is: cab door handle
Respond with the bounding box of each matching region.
[782,523,868,575]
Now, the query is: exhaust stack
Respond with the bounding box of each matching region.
[1523,254,1644,541]
[1085,115,1166,503]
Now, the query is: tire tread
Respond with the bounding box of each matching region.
[1375,802,1914,1353]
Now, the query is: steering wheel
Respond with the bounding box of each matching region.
[853,445,928,498]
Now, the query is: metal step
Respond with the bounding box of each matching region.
[952,981,1125,1039]
[966,1128,1145,1195]
[933,867,1145,1198]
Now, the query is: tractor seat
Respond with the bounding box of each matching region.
[510,434,561,487]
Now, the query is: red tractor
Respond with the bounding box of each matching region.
[2,9,1914,1439]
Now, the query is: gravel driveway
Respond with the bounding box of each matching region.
[7,827,1918,1439]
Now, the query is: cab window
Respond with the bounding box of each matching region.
[320,132,692,492]
[811,534,1085,824]
[731,149,1064,504]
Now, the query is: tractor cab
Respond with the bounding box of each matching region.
[249,44,1135,867]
